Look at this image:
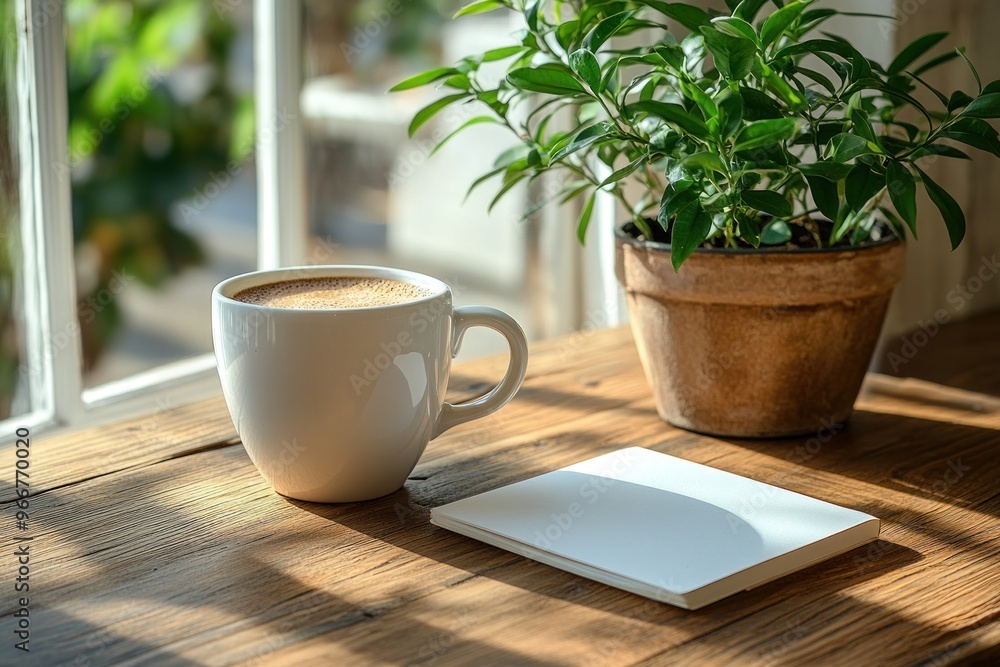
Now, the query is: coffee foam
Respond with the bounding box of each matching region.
[233,277,434,309]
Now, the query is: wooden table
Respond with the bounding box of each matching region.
[4,327,999,666]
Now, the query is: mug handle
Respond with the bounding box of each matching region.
[433,306,528,437]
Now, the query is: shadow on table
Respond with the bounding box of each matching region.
[571,585,992,665]
[716,409,1000,522]
[447,372,658,417]
[290,482,921,630]
[17,445,563,667]
[875,308,1000,398]
[0,609,202,667]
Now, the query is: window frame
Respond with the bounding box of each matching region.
[2,0,306,440]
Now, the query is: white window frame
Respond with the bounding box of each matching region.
[2,0,306,440]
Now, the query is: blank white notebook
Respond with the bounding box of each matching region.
[431,447,879,610]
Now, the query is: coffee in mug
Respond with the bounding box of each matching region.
[232,276,433,310]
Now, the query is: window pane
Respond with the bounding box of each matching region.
[0,4,30,420]
[65,0,256,388]
[301,1,536,359]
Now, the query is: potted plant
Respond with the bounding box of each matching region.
[393,0,1000,437]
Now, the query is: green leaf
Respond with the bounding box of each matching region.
[680,81,718,120]
[731,118,797,153]
[430,116,498,157]
[773,40,872,80]
[961,93,1000,119]
[760,219,793,245]
[760,1,806,49]
[797,122,846,147]
[625,101,711,138]
[739,87,783,120]
[493,144,531,169]
[550,123,612,162]
[947,90,974,112]
[742,190,792,218]
[488,171,530,212]
[481,45,526,62]
[507,67,585,95]
[940,117,1000,157]
[795,66,836,95]
[670,201,713,271]
[637,1,711,32]
[600,58,621,94]
[916,144,972,160]
[797,161,853,181]
[465,164,507,201]
[861,77,934,128]
[408,94,469,137]
[761,63,807,109]
[956,48,982,93]
[443,74,472,91]
[555,21,580,53]
[681,152,727,174]
[888,32,948,75]
[738,212,761,247]
[699,27,756,80]
[569,49,602,91]
[836,11,897,20]
[851,215,878,245]
[912,49,962,76]
[454,0,505,18]
[829,133,874,162]
[557,181,592,205]
[901,71,951,107]
[711,17,759,44]
[525,0,540,31]
[800,8,837,29]
[879,206,909,240]
[885,161,918,237]
[733,0,771,23]
[848,106,879,145]
[598,156,645,187]
[389,67,457,92]
[984,80,1000,95]
[577,192,597,245]
[915,166,966,249]
[476,89,509,117]
[718,89,744,140]
[584,10,636,52]
[681,33,707,75]
[845,163,884,211]
[804,174,841,221]
[659,180,697,227]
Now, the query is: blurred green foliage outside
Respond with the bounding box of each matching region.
[0,1,18,419]
[0,0,253,418]
[66,0,253,368]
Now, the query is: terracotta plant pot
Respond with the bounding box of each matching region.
[614,224,906,438]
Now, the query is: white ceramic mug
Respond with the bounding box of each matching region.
[212,265,528,502]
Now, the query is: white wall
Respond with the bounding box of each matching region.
[821,0,896,66]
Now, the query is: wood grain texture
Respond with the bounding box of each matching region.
[2,326,999,666]
[878,309,1000,398]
